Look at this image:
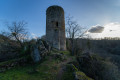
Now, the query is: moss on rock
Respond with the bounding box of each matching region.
[75,71,93,80]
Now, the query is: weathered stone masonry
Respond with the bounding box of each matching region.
[46,5,66,50]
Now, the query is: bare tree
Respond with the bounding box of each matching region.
[5,21,28,47]
[66,16,87,55]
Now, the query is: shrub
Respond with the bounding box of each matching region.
[77,53,120,80]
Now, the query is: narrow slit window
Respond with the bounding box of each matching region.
[56,22,58,27]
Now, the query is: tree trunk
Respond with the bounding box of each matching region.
[14,35,23,48]
[71,39,74,55]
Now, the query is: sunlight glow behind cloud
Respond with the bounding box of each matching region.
[86,22,120,38]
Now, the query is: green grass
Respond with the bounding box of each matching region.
[51,49,70,56]
[0,56,26,66]
[0,50,93,80]
[0,56,60,80]
[61,71,75,80]
[0,50,71,80]
[75,71,93,80]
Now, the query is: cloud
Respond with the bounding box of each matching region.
[86,22,120,38]
[88,26,104,33]
[31,33,38,39]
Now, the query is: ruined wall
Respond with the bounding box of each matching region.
[46,5,66,50]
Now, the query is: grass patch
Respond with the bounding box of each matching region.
[0,50,75,80]
[61,64,75,80]
[0,55,60,80]
[75,71,93,80]
[51,49,70,56]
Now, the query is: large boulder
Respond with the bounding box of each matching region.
[37,39,49,57]
[52,53,66,61]
[31,45,41,62]
[30,39,50,62]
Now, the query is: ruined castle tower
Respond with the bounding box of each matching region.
[46,5,66,50]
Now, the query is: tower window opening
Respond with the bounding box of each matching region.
[56,22,58,27]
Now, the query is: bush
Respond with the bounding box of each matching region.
[77,53,120,80]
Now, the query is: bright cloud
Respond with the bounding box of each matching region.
[88,25,104,33]
[86,22,120,38]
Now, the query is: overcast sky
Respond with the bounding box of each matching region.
[0,0,120,37]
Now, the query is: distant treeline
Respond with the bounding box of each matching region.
[66,37,120,55]
[82,37,120,40]
[76,38,120,55]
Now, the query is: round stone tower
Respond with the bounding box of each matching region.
[46,5,66,50]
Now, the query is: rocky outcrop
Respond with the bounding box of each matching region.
[52,53,66,61]
[65,64,93,80]
[74,71,93,80]
[0,57,28,73]
[31,45,41,62]
[76,52,120,80]
[30,39,50,62]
